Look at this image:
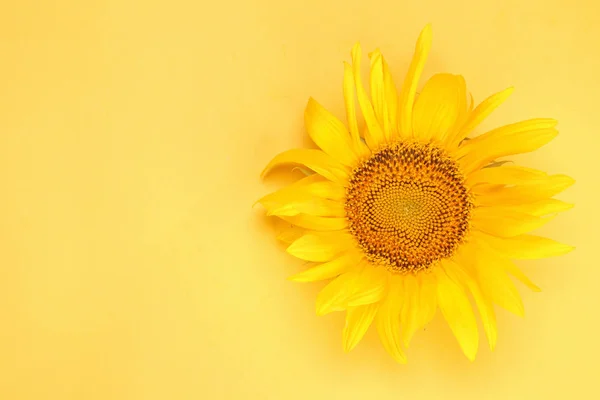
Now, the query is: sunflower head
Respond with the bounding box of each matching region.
[258,25,574,363]
[345,141,473,274]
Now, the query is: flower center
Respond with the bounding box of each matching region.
[345,141,472,274]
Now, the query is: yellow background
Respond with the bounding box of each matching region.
[0,0,597,398]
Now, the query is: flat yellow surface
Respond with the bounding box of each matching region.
[0,1,597,399]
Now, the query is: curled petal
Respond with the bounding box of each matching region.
[288,252,361,282]
[261,148,349,184]
[287,232,355,262]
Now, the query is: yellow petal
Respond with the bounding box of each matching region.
[470,245,525,316]
[288,252,361,282]
[466,277,497,350]
[397,273,438,347]
[259,173,344,201]
[369,50,386,135]
[316,270,361,315]
[398,24,432,137]
[473,292,497,351]
[287,232,355,262]
[351,43,386,149]
[260,192,345,217]
[466,165,548,186]
[343,303,379,352]
[264,169,325,188]
[473,174,575,206]
[474,231,574,259]
[304,97,358,166]
[412,73,467,143]
[258,174,346,216]
[261,148,349,184]
[443,256,497,350]
[457,119,558,175]
[514,199,574,216]
[471,206,554,237]
[368,50,399,142]
[400,274,420,346]
[471,235,542,292]
[382,57,399,139]
[279,214,348,231]
[275,222,304,244]
[346,266,388,307]
[449,87,514,147]
[376,278,407,363]
[343,62,370,157]
[503,260,541,292]
[307,181,347,200]
[460,118,558,153]
[435,264,479,361]
[473,194,574,216]
[416,273,438,329]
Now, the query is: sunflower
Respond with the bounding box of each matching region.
[258,25,574,363]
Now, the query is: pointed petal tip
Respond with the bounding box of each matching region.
[462,341,479,362]
[305,96,317,109]
[260,163,279,179]
[525,279,542,293]
[368,48,382,58]
[418,24,433,45]
[315,306,332,316]
[285,240,300,255]
[260,160,279,179]
[392,353,408,364]
[497,86,515,100]
[381,342,408,364]
[342,332,359,353]
[286,273,305,283]
[315,302,325,315]
[422,23,433,35]
[549,244,575,257]
[561,175,576,188]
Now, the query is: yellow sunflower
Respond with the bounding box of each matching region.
[258,25,574,363]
